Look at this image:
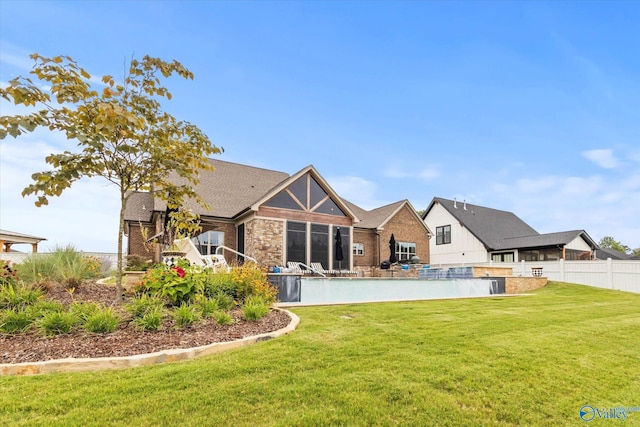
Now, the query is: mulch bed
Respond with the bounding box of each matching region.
[0,282,291,365]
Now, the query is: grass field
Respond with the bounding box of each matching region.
[1,281,639,426]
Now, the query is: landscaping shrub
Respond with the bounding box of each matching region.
[69,301,102,322]
[194,295,218,318]
[214,292,234,311]
[0,282,43,310]
[125,294,165,318]
[229,263,278,304]
[38,311,78,336]
[0,260,19,286]
[139,260,205,306]
[83,307,120,334]
[131,306,164,332]
[212,310,234,326]
[203,270,238,300]
[171,303,202,328]
[16,245,104,287]
[241,295,270,321]
[0,308,35,334]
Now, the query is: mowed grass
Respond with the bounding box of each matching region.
[1,282,639,426]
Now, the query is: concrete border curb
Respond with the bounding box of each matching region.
[0,309,299,376]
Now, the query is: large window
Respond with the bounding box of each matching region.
[396,241,416,261]
[192,230,224,255]
[310,224,329,268]
[286,222,351,270]
[436,225,451,245]
[287,221,306,263]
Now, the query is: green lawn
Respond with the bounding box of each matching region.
[1,282,639,426]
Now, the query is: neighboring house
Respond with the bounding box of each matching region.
[422,197,598,265]
[595,248,640,260]
[124,159,430,276]
[0,229,47,253]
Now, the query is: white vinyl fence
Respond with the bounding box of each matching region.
[434,259,640,294]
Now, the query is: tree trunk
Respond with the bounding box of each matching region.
[114,191,126,304]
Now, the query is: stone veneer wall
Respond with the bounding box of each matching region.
[472,267,514,277]
[245,218,284,268]
[505,276,548,294]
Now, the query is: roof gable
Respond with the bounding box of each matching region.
[252,165,358,222]
[426,197,538,250]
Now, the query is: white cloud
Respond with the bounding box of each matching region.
[582,149,620,169]
[327,175,381,209]
[382,166,409,179]
[418,167,440,181]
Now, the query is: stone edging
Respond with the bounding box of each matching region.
[0,309,300,376]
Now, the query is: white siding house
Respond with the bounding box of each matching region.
[422,197,598,265]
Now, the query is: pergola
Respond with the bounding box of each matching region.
[0,229,47,253]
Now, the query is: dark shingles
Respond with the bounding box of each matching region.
[432,197,538,250]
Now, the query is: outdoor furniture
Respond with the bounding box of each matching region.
[309,262,336,276]
[287,262,311,275]
[171,238,230,271]
[309,262,357,277]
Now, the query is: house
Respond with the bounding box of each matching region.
[422,197,598,265]
[595,248,640,261]
[124,159,430,276]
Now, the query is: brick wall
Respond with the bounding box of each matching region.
[380,205,431,264]
[127,224,156,260]
[353,229,378,267]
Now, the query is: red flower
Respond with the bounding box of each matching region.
[171,266,185,278]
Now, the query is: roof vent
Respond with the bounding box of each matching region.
[463,199,467,210]
[453,198,457,209]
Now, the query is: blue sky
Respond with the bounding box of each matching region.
[1,0,639,253]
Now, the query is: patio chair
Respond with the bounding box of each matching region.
[287,261,309,275]
[171,238,230,271]
[309,262,336,276]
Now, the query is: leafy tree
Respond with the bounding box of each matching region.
[598,236,630,254]
[0,54,222,302]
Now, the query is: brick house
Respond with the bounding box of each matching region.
[124,159,431,276]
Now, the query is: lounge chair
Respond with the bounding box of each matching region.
[171,238,230,271]
[309,262,335,276]
[287,261,311,275]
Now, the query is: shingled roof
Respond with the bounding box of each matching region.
[424,197,597,251]
[125,159,290,221]
[342,200,404,229]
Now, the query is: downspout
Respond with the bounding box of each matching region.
[376,230,381,267]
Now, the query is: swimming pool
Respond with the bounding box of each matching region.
[271,275,500,306]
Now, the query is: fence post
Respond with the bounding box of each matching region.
[521,260,526,276]
[607,258,613,289]
[559,259,565,282]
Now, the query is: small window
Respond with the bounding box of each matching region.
[353,243,364,256]
[396,242,416,261]
[491,252,514,262]
[436,225,451,245]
